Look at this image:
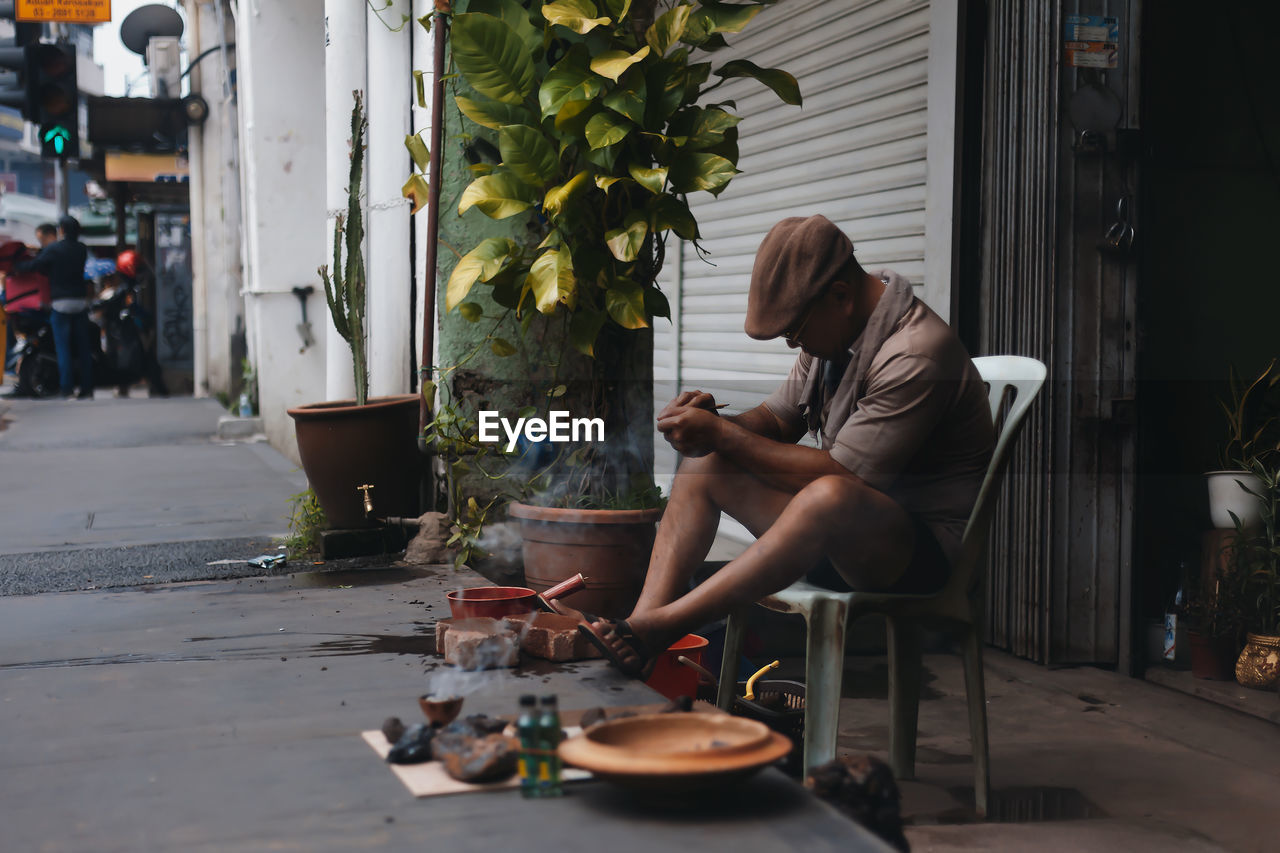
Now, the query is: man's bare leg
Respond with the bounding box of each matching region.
[630,451,796,614]
[584,470,917,674]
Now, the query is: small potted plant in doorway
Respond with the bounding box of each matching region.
[1206,359,1280,530]
[287,91,421,530]
[1184,562,1243,681]
[1231,457,1280,688]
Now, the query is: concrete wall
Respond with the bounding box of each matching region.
[235,0,328,462]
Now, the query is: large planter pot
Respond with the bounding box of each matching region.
[1235,632,1280,689]
[287,394,420,530]
[1205,470,1263,529]
[508,502,662,619]
[1188,631,1237,681]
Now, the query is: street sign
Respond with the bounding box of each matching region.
[17,0,111,24]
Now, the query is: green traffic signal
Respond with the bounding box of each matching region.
[43,124,69,155]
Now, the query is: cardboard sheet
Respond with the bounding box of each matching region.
[361,728,591,798]
[362,702,724,798]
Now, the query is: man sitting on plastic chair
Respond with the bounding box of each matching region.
[553,215,996,678]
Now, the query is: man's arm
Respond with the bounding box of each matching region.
[658,403,854,494]
[13,245,51,275]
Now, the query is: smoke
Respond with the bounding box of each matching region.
[475,521,523,574]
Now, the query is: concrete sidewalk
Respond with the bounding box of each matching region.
[0,566,887,853]
[0,394,307,594]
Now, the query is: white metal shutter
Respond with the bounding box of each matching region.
[653,0,941,540]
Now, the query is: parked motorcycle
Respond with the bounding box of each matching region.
[91,275,169,397]
[2,297,58,397]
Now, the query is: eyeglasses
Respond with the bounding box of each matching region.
[782,293,822,344]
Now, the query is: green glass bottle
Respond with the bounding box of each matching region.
[537,695,563,797]
[516,695,540,798]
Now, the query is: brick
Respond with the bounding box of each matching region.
[502,612,603,662]
[438,617,520,670]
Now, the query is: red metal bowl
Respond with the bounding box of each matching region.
[446,586,539,619]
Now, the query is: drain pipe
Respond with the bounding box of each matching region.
[417,5,448,504]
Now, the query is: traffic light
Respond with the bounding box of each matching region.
[0,23,40,120]
[30,42,78,159]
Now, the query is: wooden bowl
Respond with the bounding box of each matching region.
[558,712,792,793]
[418,694,463,727]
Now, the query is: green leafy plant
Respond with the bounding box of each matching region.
[1230,458,1280,635]
[282,487,327,557]
[1218,358,1280,470]
[443,0,797,343]
[1187,552,1244,641]
[240,357,259,415]
[321,91,370,406]
[416,0,798,506]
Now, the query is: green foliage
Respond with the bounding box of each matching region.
[240,358,258,415]
[282,487,327,558]
[1218,358,1280,470]
[1230,459,1280,635]
[437,0,800,355]
[320,92,370,406]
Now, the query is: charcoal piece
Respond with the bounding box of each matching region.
[805,755,908,852]
[462,714,509,735]
[382,716,407,745]
[438,715,501,740]
[386,723,435,765]
[579,707,608,729]
[433,732,519,783]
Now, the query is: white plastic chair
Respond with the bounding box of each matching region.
[716,356,1046,817]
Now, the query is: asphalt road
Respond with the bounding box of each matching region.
[0,392,308,595]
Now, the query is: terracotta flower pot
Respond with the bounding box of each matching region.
[508,502,662,619]
[1188,631,1237,681]
[1235,632,1280,689]
[287,394,421,530]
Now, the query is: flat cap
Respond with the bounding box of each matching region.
[745,215,853,340]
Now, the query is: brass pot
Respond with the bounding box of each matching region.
[1235,633,1280,689]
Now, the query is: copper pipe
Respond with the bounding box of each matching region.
[419,7,448,434]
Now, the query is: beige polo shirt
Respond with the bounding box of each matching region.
[762,278,994,567]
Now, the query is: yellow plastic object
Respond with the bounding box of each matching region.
[744,660,780,700]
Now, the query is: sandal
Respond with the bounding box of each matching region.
[577,617,653,680]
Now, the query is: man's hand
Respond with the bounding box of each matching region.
[657,403,723,457]
[658,390,718,421]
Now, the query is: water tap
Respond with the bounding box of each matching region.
[357,484,375,518]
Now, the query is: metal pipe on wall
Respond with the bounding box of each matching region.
[418,8,446,433]
[323,0,366,401]
[186,0,209,398]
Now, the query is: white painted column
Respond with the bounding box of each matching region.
[324,0,367,401]
[236,0,327,461]
[366,0,413,398]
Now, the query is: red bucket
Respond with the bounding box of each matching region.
[645,634,709,700]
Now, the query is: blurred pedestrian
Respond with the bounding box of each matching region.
[15,216,92,399]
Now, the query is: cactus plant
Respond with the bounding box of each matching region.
[320,90,369,406]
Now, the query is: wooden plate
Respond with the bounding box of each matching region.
[558,713,792,792]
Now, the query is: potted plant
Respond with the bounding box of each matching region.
[429,0,799,614]
[1184,560,1242,681]
[1231,457,1280,688]
[287,92,421,530]
[1206,359,1280,529]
